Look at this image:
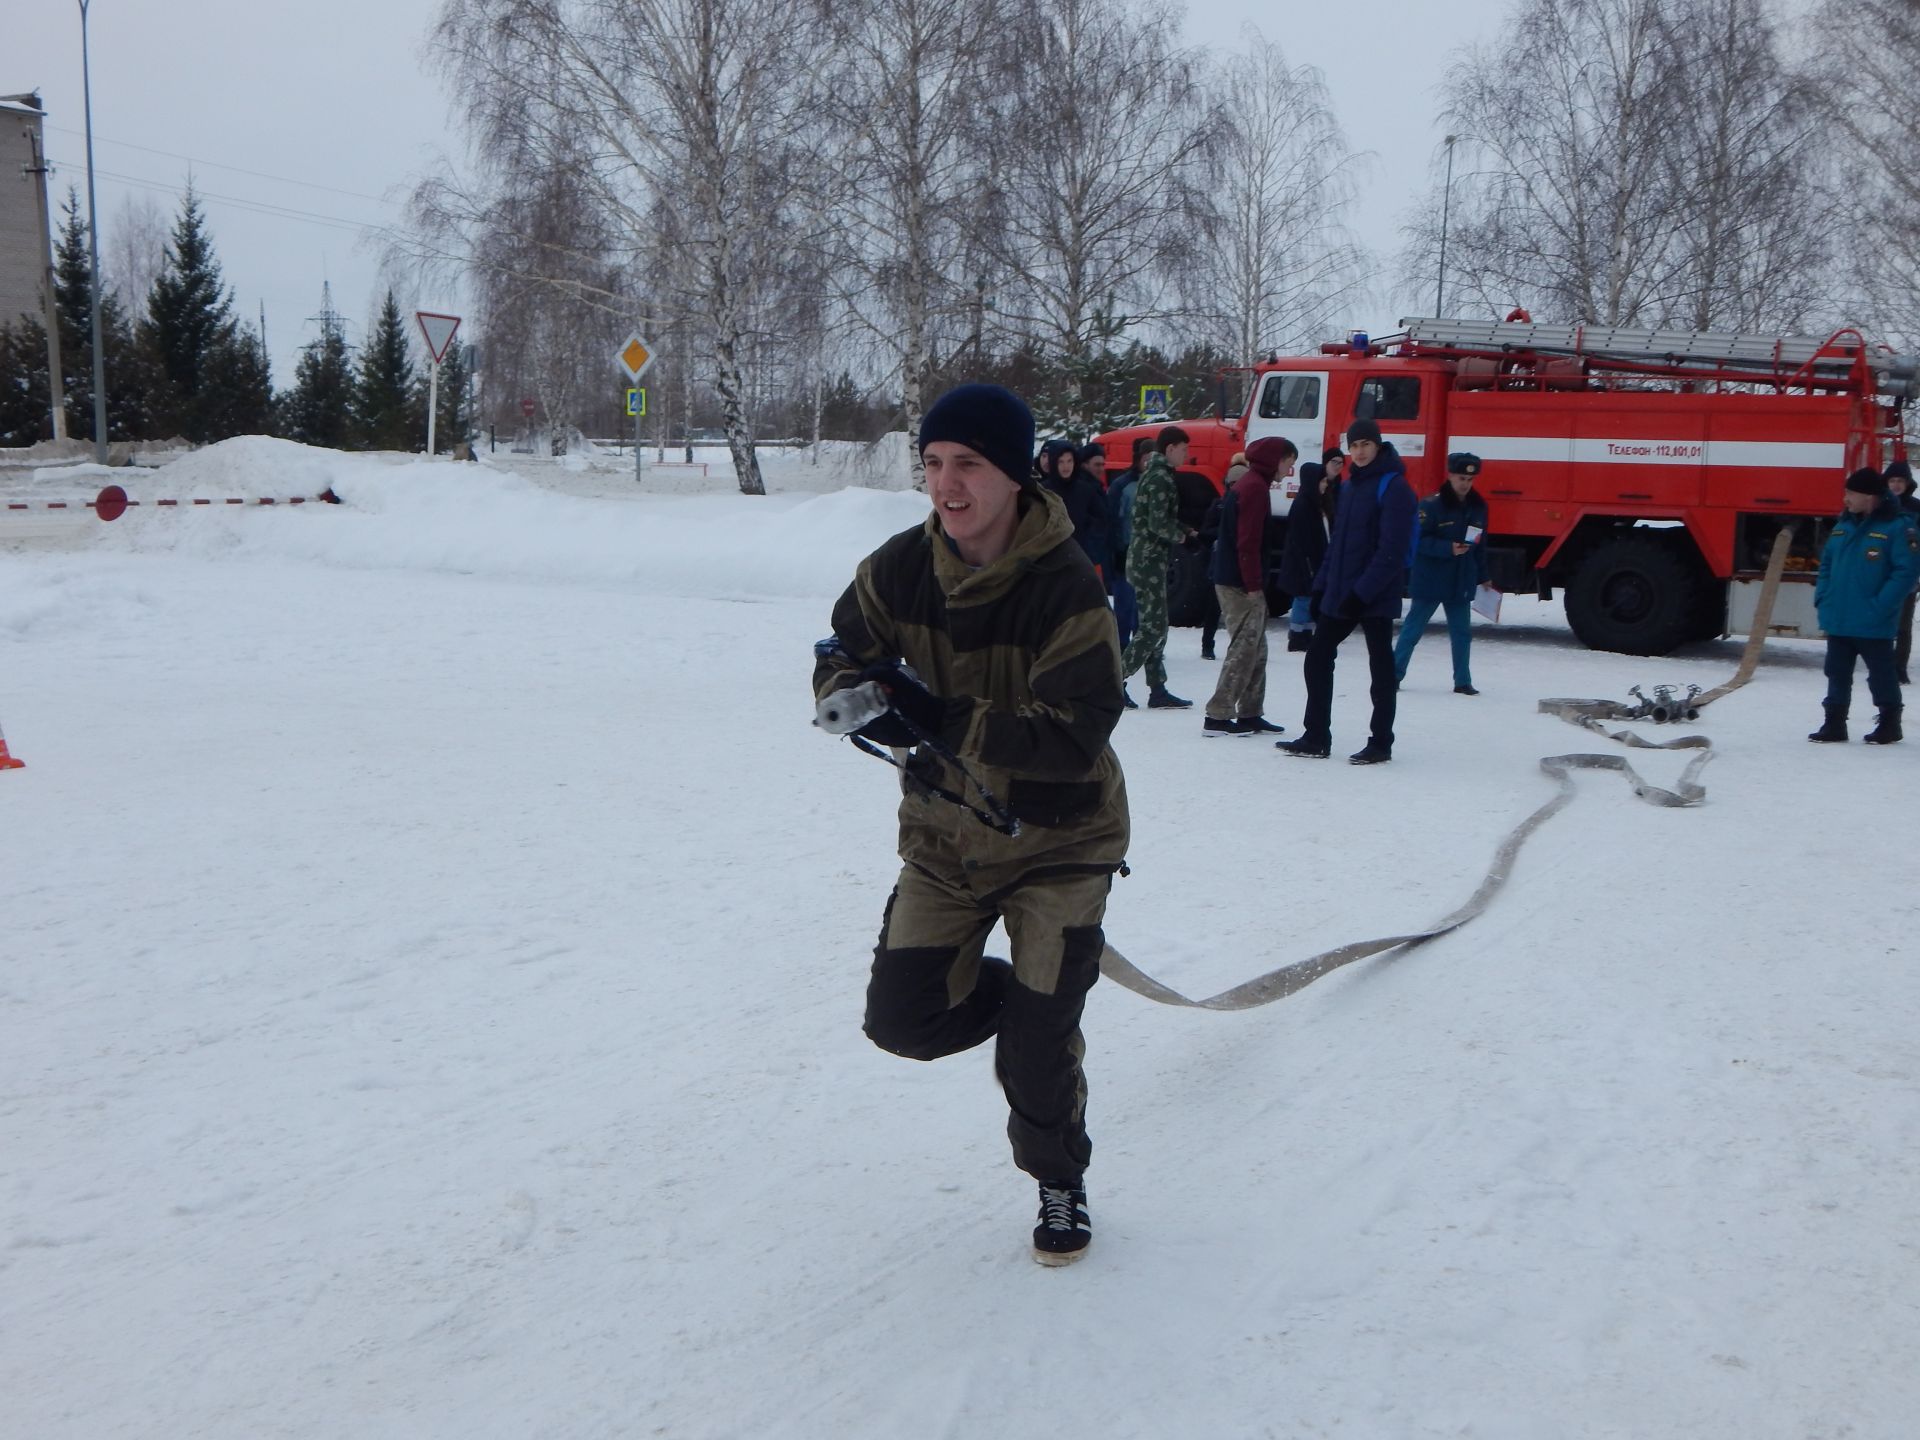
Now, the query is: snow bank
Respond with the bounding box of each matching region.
[97,435,930,601]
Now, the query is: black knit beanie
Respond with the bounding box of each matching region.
[1345,418,1383,445]
[1884,458,1913,484]
[1845,467,1887,496]
[919,384,1037,488]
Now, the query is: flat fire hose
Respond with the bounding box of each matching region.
[1098,527,1795,1012]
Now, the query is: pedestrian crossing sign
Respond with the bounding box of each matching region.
[1140,385,1171,417]
[626,388,647,417]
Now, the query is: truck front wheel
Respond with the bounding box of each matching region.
[1563,533,1706,656]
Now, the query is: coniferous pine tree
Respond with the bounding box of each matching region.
[51,189,153,440]
[142,186,255,442]
[201,321,275,439]
[353,291,415,451]
[0,318,53,445]
[277,286,356,449]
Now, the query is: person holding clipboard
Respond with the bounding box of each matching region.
[1394,452,1491,694]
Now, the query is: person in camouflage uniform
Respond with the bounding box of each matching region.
[1120,425,1194,709]
[814,383,1129,1266]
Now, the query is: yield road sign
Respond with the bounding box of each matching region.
[615,334,656,380]
[626,388,647,417]
[416,311,462,364]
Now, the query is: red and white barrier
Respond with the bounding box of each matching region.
[0,484,341,521]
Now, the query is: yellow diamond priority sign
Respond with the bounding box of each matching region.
[616,334,656,380]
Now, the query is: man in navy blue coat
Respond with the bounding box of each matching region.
[1393,452,1490,694]
[1277,419,1418,764]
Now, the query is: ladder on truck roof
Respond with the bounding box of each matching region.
[1397,316,1919,398]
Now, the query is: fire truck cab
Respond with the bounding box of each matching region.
[1097,316,1916,655]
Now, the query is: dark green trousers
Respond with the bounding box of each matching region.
[864,864,1109,1181]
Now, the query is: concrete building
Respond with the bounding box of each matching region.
[1,93,55,333]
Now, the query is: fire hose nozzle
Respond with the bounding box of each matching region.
[815,680,891,735]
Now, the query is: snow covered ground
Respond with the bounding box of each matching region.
[3,438,1916,1439]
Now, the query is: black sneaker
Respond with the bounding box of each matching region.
[1244,716,1286,734]
[1202,716,1251,737]
[1276,735,1330,757]
[1032,1179,1091,1266]
[1121,687,1139,710]
[1453,684,1480,696]
[1349,743,1392,765]
[1200,644,1217,660]
[1147,686,1193,709]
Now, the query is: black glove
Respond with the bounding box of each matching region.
[1339,594,1367,620]
[858,661,954,741]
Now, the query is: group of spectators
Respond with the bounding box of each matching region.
[1039,420,1920,756]
[1036,420,1493,763]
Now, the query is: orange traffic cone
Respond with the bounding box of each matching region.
[0,720,23,771]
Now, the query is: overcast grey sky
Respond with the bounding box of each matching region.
[12,0,1523,384]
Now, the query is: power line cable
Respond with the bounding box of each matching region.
[46,157,389,236]
[43,122,397,207]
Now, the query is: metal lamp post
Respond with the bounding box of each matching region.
[78,0,109,463]
[1435,134,1457,319]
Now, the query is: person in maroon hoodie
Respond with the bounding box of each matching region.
[1202,435,1297,736]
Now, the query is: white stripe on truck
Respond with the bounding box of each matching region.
[1449,436,1846,469]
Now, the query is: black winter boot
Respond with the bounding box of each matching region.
[1147,685,1192,709]
[1286,630,1313,653]
[1276,734,1330,757]
[1863,706,1903,745]
[1032,1179,1091,1266]
[1807,705,1848,743]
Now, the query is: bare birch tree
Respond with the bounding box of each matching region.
[819,0,1005,480]
[1190,27,1366,365]
[1402,0,1837,335]
[468,173,630,445]
[1660,0,1835,333]
[1406,0,1687,326]
[985,0,1215,374]
[1807,0,1920,345]
[425,0,828,494]
[106,194,170,314]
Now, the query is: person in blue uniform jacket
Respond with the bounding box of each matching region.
[1394,452,1490,695]
[1809,467,1920,745]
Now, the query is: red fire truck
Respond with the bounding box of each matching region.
[1095,315,1916,655]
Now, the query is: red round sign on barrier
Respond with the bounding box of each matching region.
[94,485,129,522]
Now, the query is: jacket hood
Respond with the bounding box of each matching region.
[924,485,1079,604]
[1036,439,1078,479]
[1244,435,1293,479]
